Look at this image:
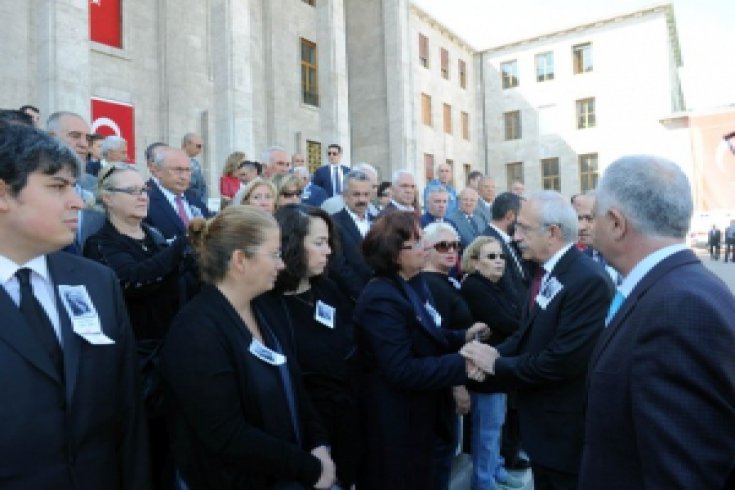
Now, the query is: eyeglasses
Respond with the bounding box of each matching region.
[479,253,506,261]
[432,240,461,252]
[281,190,302,198]
[105,185,150,196]
[99,162,134,184]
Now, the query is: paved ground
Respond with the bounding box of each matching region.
[450,247,735,490]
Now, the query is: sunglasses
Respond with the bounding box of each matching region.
[281,190,302,198]
[433,240,461,252]
[480,253,506,260]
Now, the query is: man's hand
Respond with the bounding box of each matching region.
[452,385,471,415]
[466,358,486,382]
[465,322,491,342]
[461,341,500,375]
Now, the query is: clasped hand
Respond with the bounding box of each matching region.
[460,340,499,377]
[311,445,336,489]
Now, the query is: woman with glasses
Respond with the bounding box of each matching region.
[219,151,247,208]
[232,177,277,214]
[256,204,360,488]
[161,206,336,490]
[460,236,524,490]
[421,222,486,490]
[272,173,304,210]
[83,162,197,488]
[354,211,488,490]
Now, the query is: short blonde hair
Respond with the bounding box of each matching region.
[223,151,247,177]
[461,236,499,273]
[232,177,277,206]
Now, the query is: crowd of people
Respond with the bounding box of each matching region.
[0,106,733,490]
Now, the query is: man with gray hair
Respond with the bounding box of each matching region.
[579,155,735,489]
[261,145,291,177]
[461,190,613,490]
[47,111,97,195]
[181,132,207,202]
[100,135,128,166]
[381,169,416,216]
[321,162,379,215]
[293,166,327,207]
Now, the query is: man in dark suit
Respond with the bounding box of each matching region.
[725,220,735,262]
[294,166,328,207]
[0,124,149,489]
[450,187,484,247]
[708,224,722,260]
[579,155,735,489]
[482,192,528,299]
[145,147,212,240]
[475,175,495,226]
[311,144,350,198]
[420,185,457,229]
[329,170,374,301]
[462,191,613,490]
[572,191,620,284]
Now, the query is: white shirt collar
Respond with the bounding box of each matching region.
[542,243,574,275]
[346,206,369,223]
[391,200,414,212]
[618,243,687,298]
[489,223,511,243]
[0,254,49,285]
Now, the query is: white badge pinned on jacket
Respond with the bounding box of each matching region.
[249,338,286,366]
[536,276,563,310]
[58,285,115,345]
[314,300,335,329]
[424,301,442,328]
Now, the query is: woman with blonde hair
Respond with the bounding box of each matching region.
[232,177,277,214]
[220,151,248,207]
[272,173,305,210]
[161,205,336,489]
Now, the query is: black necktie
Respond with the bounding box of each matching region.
[16,268,64,377]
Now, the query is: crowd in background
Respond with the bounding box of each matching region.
[0,106,733,490]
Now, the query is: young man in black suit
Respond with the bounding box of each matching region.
[462,191,613,490]
[580,155,735,489]
[311,143,350,198]
[0,124,150,488]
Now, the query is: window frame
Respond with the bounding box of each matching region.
[541,157,561,191]
[440,48,450,79]
[535,51,554,82]
[573,43,593,74]
[501,60,519,89]
[458,59,467,89]
[503,110,522,140]
[578,153,599,191]
[505,162,524,191]
[300,38,319,106]
[419,33,430,69]
[443,103,452,134]
[421,93,433,127]
[576,97,596,129]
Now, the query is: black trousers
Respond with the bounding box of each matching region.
[532,464,578,490]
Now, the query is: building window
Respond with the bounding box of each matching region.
[458,59,467,89]
[501,60,518,89]
[461,111,470,140]
[535,51,554,82]
[579,153,599,191]
[443,103,452,134]
[306,140,322,174]
[421,93,432,126]
[440,48,449,79]
[419,34,429,68]
[424,153,435,180]
[301,38,319,106]
[463,163,472,183]
[446,159,454,179]
[576,97,596,129]
[541,158,560,191]
[89,0,123,48]
[573,43,593,74]
[504,110,521,140]
[302,0,315,5]
[506,162,524,191]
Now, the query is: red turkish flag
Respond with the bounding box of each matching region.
[89,0,122,48]
[91,97,135,163]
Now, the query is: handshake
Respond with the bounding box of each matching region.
[461,323,500,382]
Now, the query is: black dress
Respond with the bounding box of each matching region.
[260,278,360,487]
[460,272,521,346]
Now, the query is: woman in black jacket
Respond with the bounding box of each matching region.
[161,206,336,489]
[263,204,359,488]
[460,236,524,490]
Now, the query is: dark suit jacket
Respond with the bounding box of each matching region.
[708,228,722,246]
[161,285,327,489]
[579,249,735,489]
[492,246,613,474]
[144,180,212,240]
[482,224,530,301]
[312,164,350,197]
[329,208,373,301]
[353,274,468,489]
[449,209,484,247]
[0,252,150,489]
[302,182,328,207]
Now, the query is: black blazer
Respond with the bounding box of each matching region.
[461,272,521,345]
[329,208,372,301]
[312,164,351,197]
[423,271,473,330]
[144,180,212,240]
[579,250,735,489]
[353,274,468,489]
[493,246,613,474]
[83,219,196,340]
[0,252,150,489]
[161,285,327,489]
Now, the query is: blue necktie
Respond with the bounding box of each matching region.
[605,290,626,326]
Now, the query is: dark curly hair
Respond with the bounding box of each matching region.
[362,211,420,276]
[273,204,339,292]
